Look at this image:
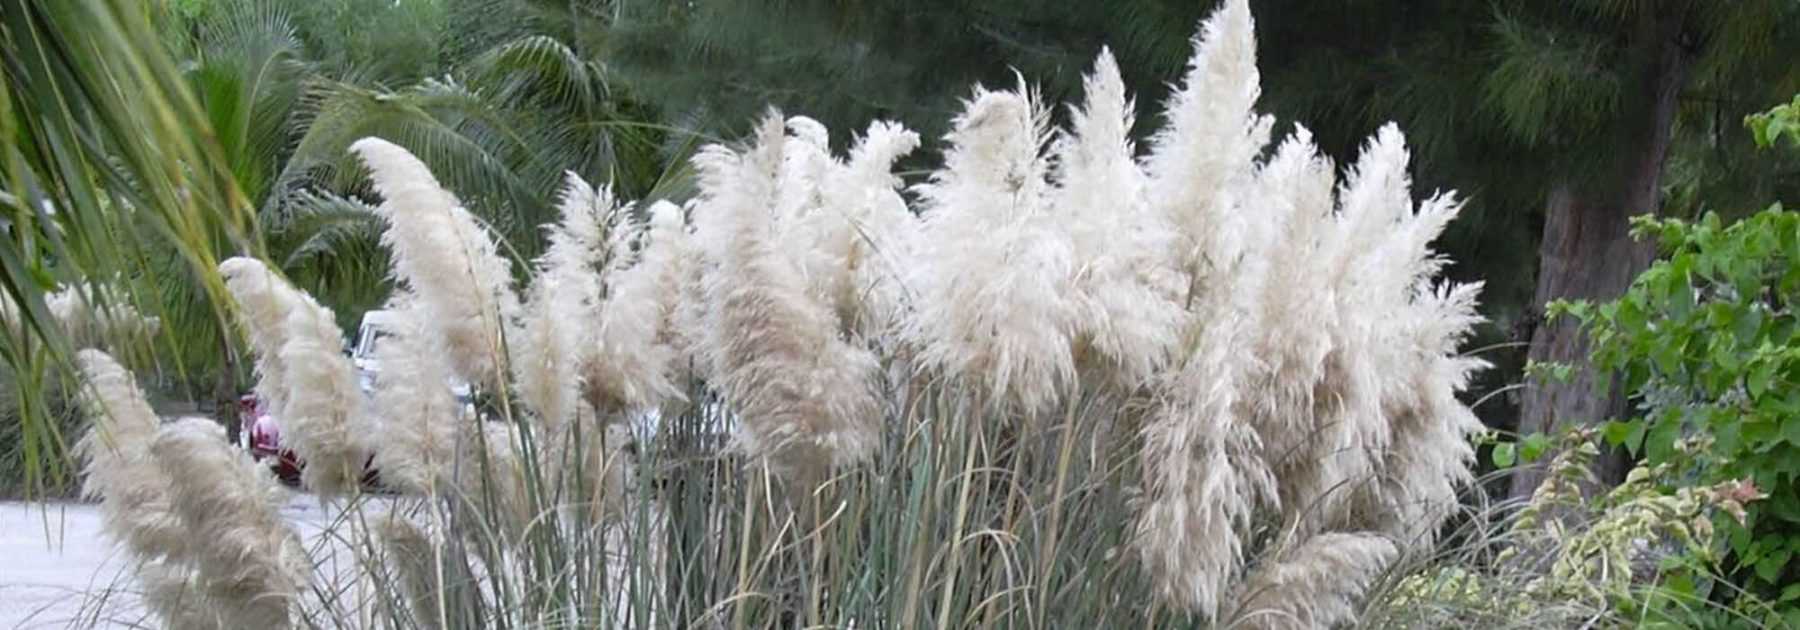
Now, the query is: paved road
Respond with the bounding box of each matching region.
[0,491,357,629]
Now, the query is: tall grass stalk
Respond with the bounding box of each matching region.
[66,1,1540,628]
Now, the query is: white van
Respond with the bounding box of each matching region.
[352,309,473,400]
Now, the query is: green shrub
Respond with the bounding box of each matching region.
[1552,206,1800,623]
[1366,431,1772,629]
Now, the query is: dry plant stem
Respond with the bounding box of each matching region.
[807,489,826,629]
[936,393,987,630]
[897,387,943,630]
[899,436,933,630]
[984,418,1036,630]
[732,465,761,630]
[430,494,450,630]
[1034,397,1084,629]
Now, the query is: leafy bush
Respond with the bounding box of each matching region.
[1365,430,1771,629]
[1552,205,1800,621]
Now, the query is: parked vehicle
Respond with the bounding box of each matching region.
[239,393,303,485]
[242,309,469,489]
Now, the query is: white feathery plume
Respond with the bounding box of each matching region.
[377,515,447,630]
[593,198,689,415]
[1135,291,1274,618]
[644,200,696,349]
[768,116,833,310]
[695,113,883,478]
[1226,532,1398,630]
[517,173,607,445]
[351,137,522,390]
[674,200,723,383]
[150,417,308,629]
[1145,0,1272,288]
[906,82,1077,414]
[1051,48,1184,387]
[807,120,922,338]
[278,294,370,498]
[1238,131,1355,536]
[1,282,158,347]
[1326,124,1417,283]
[774,115,834,236]
[1132,0,1280,610]
[75,352,295,630]
[1358,283,1486,542]
[1275,126,1433,536]
[1242,128,1336,422]
[369,298,463,495]
[1347,178,1485,541]
[73,350,185,562]
[136,562,223,629]
[640,199,711,411]
[41,282,160,347]
[589,191,683,416]
[220,257,307,425]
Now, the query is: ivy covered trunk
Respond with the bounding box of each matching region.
[1511,9,1694,500]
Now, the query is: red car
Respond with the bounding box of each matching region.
[239,393,381,489]
[238,310,467,491]
[240,394,301,485]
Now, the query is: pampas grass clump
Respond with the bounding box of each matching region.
[691,117,885,478]
[75,351,307,629]
[71,1,1493,627]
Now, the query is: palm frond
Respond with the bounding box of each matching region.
[2,0,260,492]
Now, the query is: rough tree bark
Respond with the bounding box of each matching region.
[1509,8,1697,501]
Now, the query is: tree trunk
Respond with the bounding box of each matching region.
[1509,10,1695,500]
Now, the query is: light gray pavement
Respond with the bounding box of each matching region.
[0,491,367,629]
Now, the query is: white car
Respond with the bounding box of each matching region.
[351,309,473,401]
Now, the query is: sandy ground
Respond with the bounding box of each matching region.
[0,491,363,629]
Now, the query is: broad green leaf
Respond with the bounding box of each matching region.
[1756,549,1789,582]
[1492,442,1516,468]
[1602,419,1637,446]
[1750,359,1777,398]
[1520,433,1552,463]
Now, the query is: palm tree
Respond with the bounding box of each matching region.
[187,0,699,314]
[1,0,695,494]
[2,0,259,494]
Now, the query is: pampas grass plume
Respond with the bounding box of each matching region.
[907,82,1078,414]
[369,300,464,494]
[696,113,882,478]
[73,350,186,560]
[221,257,305,424]
[150,417,308,629]
[1053,48,1183,386]
[1227,532,1397,630]
[518,173,606,440]
[810,120,921,337]
[278,294,371,498]
[351,137,522,390]
[587,184,683,416]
